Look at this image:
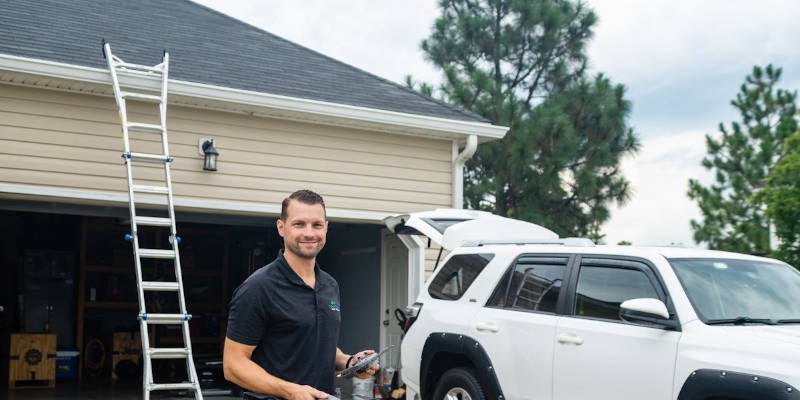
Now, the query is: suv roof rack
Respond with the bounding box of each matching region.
[462,237,595,247]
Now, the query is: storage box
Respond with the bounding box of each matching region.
[112,332,141,381]
[55,349,79,381]
[8,333,56,389]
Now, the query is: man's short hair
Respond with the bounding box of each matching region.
[280,189,326,220]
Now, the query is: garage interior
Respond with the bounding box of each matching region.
[0,202,384,398]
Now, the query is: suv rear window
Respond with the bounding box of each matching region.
[428,253,494,300]
[488,256,569,312]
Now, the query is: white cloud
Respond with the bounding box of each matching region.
[587,0,800,90]
[603,131,714,247]
[194,0,442,85]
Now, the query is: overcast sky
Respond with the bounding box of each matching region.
[195,0,800,247]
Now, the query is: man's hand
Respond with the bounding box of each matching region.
[284,383,329,400]
[350,350,379,379]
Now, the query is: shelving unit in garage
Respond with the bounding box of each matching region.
[75,217,229,381]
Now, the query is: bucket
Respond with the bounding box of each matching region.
[353,376,373,398]
[382,367,396,387]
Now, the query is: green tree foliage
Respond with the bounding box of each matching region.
[755,133,800,266]
[404,75,435,97]
[420,0,639,237]
[688,65,798,254]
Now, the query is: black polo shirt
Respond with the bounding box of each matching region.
[226,251,341,394]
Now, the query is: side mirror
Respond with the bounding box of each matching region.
[620,298,679,330]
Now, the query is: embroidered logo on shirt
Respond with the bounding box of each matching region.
[329,300,341,312]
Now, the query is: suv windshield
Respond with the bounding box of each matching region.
[670,258,800,323]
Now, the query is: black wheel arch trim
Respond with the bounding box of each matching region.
[421,332,504,400]
[678,369,799,400]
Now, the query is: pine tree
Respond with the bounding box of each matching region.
[688,65,798,254]
[420,0,639,236]
[755,132,800,266]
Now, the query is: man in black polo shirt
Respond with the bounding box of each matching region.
[223,190,378,400]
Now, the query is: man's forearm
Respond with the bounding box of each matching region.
[225,356,294,397]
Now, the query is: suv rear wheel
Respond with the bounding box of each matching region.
[432,367,485,400]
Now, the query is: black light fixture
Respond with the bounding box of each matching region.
[201,139,219,171]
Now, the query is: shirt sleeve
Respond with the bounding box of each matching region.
[226,278,268,346]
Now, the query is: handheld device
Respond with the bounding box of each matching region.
[336,345,394,379]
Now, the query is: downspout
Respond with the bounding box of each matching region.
[452,134,478,209]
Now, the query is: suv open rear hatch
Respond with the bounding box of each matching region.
[383,208,559,250]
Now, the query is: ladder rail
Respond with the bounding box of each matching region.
[104,42,146,314]
[157,53,203,391]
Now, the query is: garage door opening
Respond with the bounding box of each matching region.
[1,206,387,398]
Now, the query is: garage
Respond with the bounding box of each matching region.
[1,204,399,396]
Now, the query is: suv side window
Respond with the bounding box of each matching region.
[488,256,569,313]
[574,265,660,321]
[428,253,494,300]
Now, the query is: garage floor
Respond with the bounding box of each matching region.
[2,378,357,399]
[1,382,239,399]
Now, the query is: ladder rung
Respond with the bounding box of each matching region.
[141,313,191,324]
[149,348,189,359]
[125,152,171,164]
[141,281,180,291]
[135,216,172,227]
[149,383,197,391]
[127,123,163,133]
[116,68,163,78]
[115,61,163,73]
[138,248,175,259]
[121,91,162,102]
[132,185,168,194]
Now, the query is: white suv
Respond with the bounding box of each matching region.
[389,210,800,400]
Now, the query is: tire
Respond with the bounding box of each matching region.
[432,367,486,400]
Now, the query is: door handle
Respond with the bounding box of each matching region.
[556,332,584,346]
[475,321,499,333]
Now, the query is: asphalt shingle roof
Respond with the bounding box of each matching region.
[0,0,487,122]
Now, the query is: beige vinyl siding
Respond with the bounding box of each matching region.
[0,84,453,215]
[424,246,450,280]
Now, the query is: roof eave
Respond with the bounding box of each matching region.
[0,54,509,142]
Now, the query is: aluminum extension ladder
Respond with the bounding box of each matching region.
[103,42,202,400]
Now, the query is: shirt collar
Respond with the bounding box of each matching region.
[276,249,323,290]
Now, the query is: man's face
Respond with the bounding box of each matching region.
[277,200,328,260]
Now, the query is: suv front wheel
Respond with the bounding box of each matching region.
[432,367,485,400]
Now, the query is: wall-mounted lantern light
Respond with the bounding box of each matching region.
[200,139,219,171]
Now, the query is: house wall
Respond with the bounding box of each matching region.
[0,84,453,215]
[424,246,449,279]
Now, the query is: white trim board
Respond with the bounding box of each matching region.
[0,183,390,223]
[0,54,509,142]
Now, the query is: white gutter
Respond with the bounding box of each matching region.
[452,135,478,208]
[0,54,509,141]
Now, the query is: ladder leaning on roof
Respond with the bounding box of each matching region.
[102,41,203,400]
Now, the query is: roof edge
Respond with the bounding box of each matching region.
[0,54,509,141]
